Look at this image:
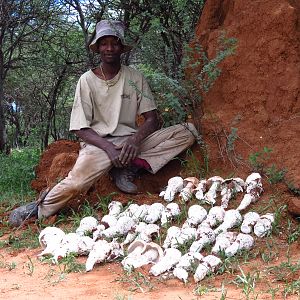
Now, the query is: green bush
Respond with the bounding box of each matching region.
[0,148,40,199]
[137,32,237,128]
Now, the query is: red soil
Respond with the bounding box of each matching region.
[1,0,300,299]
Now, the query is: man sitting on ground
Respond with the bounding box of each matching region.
[9,20,198,227]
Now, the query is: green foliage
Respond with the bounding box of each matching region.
[115,269,154,293]
[287,220,300,244]
[137,64,190,127]
[193,284,211,296]
[137,31,237,128]
[248,147,273,172]
[268,260,300,283]
[183,32,237,93]
[226,127,238,152]
[260,239,279,263]
[249,147,287,185]
[234,267,260,300]
[283,280,300,297]
[6,227,40,250]
[57,253,85,274]
[0,254,17,270]
[0,148,40,201]
[181,147,209,179]
[287,182,300,196]
[97,193,118,216]
[265,164,286,184]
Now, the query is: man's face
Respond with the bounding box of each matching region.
[97,36,124,64]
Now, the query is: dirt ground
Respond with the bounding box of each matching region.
[1,0,300,299]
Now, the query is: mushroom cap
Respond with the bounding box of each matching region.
[127,240,147,255]
[188,204,207,219]
[143,242,164,263]
[195,179,207,191]
[166,203,180,216]
[168,176,184,186]
[101,215,118,228]
[207,176,224,183]
[203,255,222,270]
[183,177,199,187]
[260,213,274,222]
[246,172,262,183]
[173,267,189,283]
[108,201,123,216]
[39,227,65,248]
[78,216,98,230]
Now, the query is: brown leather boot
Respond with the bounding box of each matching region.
[110,167,139,194]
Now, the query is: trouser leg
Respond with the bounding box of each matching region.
[138,123,198,173]
[38,144,112,218]
[38,123,198,217]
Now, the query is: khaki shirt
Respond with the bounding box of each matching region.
[69,65,157,137]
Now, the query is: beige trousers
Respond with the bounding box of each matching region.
[38,123,198,217]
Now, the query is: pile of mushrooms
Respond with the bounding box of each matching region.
[37,172,275,283]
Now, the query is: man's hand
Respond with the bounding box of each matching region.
[117,137,140,166]
[104,144,123,168]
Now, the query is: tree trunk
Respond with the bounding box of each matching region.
[0,48,7,153]
[43,65,68,149]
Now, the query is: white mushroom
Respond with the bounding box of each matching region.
[225,233,254,257]
[179,177,199,202]
[108,201,123,217]
[163,226,181,249]
[254,213,274,237]
[173,267,189,283]
[246,173,263,196]
[101,216,136,239]
[161,203,181,226]
[241,212,260,234]
[38,227,65,257]
[85,240,112,272]
[176,252,204,269]
[92,224,106,241]
[161,176,184,202]
[125,239,147,256]
[138,223,160,242]
[133,204,150,221]
[201,206,226,228]
[86,239,123,271]
[236,194,257,211]
[149,248,182,276]
[194,255,222,282]
[51,232,82,263]
[186,205,207,227]
[189,225,216,252]
[195,179,207,201]
[174,227,197,249]
[122,240,163,270]
[173,252,205,283]
[118,203,140,219]
[107,240,124,261]
[214,209,242,235]
[76,216,98,236]
[221,178,245,209]
[211,231,238,255]
[101,214,118,228]
[77,236,95,255]
[143,203,165,224]
[203,176,224,205]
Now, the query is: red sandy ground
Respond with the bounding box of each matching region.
[1,0,300,299]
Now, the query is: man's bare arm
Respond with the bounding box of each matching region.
[72,128,123,168]
[118,109,160,165]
